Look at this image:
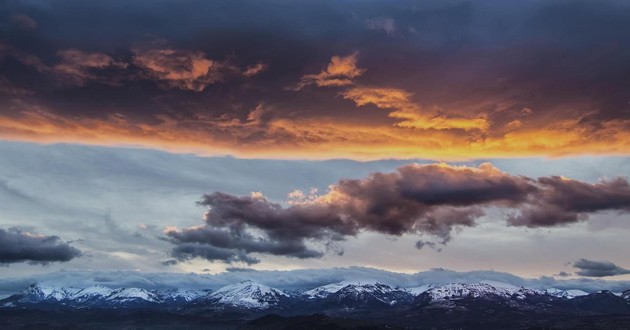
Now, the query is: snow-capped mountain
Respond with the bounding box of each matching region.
[413,281,543,301]
[303,280,413,307]
[406,283,437,296]
[1,280,625,313]
[69,285,114,304]
[207,281,290,309]
[545,288,589,299]
[104,287,162,305]
[1,283,199,308]
[157,288,206,304]
[6,283,81,304]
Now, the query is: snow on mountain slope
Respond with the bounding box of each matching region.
[3,283,162,307]
[14,283,81,303]
[304,280,413,306]
[68,285,114,304]
[209,281,289,309]
[545,288,589,299]
[157,288,206,302]
[406,284,437,296]
[0,281,621,310]
[105,287,161,304]
[304,280,384,299]
[421,282,542,301]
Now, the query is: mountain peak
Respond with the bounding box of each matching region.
[209,281,289,309]
[303,280,412,307]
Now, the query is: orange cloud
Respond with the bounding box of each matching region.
[293,53,365,90]
[133,48,233,92]
[342,87,489,131]
[242,63,268,77]
[53,49,127,86]
[1,104,630,160]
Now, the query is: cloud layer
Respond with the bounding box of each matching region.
[1,267,629,297]
[0,228,82,265]
[165,163,630,264]
[1,0,630,159]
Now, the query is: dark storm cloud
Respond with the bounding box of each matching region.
[0,228,82,265]
[508,177,630,227]
[165,163,630,263]
[2,1,630,158]
[573,259,630,277]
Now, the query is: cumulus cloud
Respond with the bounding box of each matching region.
[0,228,82,265]
[165,163,630,264]
[293,53,365,90]
[134,48,232,91]
[573,259,630,277]
[507,177,630,227]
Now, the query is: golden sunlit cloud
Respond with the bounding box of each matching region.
[342,87,489,131]
[1,104,629,160]
[293,52,366,90]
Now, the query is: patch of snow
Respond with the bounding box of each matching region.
[406,284,438,296]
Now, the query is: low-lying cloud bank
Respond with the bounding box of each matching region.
[0,228,82,265]
[165,163,630,264]
[0,267,628,297]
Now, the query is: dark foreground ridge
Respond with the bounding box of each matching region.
[1,280,630,329]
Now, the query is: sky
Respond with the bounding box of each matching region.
[1,0,630,292]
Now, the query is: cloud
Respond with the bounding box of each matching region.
[507,176,630,227]
[165,163,630,263]
[342,87,489,131]
[0,228,82,265]
[53,49,128,86]
[415,240,441,252]
[293,53,365,90]
[225,267,256,272]
[10,14,37,31]
[242,63,268,77]
[365,17,396,35]
[133,48,232,91]
[554,271,571,278]
[2,1,630,159]
[573,259,630,277]
[1,267,629,295]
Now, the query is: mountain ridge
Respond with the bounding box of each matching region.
[1,279,622,313]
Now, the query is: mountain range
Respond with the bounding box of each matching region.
[2,280,630,329]
[2,279,628,312]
